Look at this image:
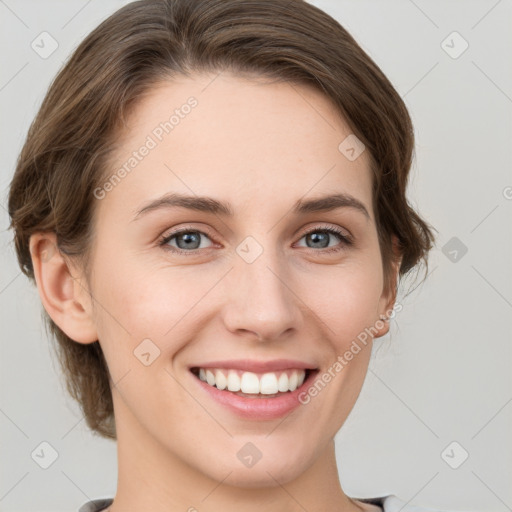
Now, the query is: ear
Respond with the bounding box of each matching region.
[374,234,402,338]
[29,232,98,344]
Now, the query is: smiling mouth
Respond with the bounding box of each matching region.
[190,367,317,398]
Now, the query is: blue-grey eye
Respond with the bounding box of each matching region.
[162,230,213,252]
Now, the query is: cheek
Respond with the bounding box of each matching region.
[302,258,384,347]
[93,248,165,330]
[90,254,208,371]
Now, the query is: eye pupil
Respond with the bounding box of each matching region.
[177,232,201,250]
[307,231,329,249]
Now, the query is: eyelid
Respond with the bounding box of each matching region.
[299,223,352,241]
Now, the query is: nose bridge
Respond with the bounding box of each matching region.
[221,240,301,340]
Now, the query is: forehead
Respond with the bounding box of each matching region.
[96,72,373,223]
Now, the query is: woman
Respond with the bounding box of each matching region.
[8,0,441,510]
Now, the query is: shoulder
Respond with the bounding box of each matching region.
[357,494,468,512]
[78,498,114,512]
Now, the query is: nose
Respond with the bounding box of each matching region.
[220,253,303,342]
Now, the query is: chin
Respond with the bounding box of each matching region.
[200,448,313,489]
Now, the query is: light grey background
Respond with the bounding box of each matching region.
[1,1,511,511]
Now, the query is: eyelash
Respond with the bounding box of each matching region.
[158,224,353,256]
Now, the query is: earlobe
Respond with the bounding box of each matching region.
[29,232,98,344]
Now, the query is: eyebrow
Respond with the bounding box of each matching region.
[133,192,370,221]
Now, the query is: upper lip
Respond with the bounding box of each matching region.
[189,359,318,373]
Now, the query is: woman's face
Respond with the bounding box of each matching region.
[80,72,397,486]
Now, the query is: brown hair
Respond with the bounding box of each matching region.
[7,0,437,440]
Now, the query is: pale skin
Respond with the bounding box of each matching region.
[30,72,401,512]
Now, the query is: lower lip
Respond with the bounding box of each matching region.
[192,371,318,420]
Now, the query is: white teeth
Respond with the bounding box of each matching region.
[196,368,307,395]
[289,371,298,391]
[227,370,241,392]
[206,370,216,386]
[277,372,289,392]
[215,369,227,390]
[240,372,260,393]
[260,373,278,394]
